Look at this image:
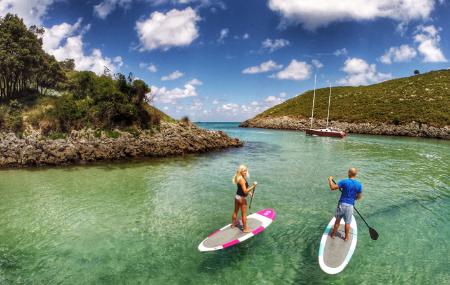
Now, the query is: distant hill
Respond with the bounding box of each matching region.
[256,70,450,127]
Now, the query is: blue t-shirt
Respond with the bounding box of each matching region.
[338,178,362,205]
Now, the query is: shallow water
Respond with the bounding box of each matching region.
[1,123,449,284]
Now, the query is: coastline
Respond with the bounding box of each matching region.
[239,116,450,140]
[0,121,243,168]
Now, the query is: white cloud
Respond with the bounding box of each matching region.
[147,64,157,72]
[218,28,229,43]
[42,20,121,75]
[94,0,133,19]
[379,45,417,64]
[338,57,391,86]
[212,99,219,104]
[311,59,323,68]
[273,60,311,81]
[267,0,436,30]
[414,25,447,63]
[161,70,184,81]
[242,60,283,74]
[139,62,158,72]
[187,78,203,85]
[334,48,348,56]
[264,95,285,106]
[0,0,56,26]
[152,83,197,103]
[42,18,84,51]
[261,38,290,52]
[243,33,249,39]
[221,103,239,111]
[136,7,200,51]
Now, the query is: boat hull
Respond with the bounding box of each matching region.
[305,128,346,138]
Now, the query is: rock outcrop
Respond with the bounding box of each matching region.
[240,116,450,139]
[0,122,243,168]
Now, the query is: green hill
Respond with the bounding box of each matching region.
[258,70,450,127]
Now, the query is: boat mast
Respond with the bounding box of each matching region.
[326,82,331,129]
[310,74,317,128]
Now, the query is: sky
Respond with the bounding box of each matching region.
[1,0,449,121]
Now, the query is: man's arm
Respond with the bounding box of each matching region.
[356,185,362,200]
[328,176,339,191]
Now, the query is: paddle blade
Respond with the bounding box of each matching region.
[369,227,379,240]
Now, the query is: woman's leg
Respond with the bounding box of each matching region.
[241,198,250,233]
[231,197,240,228]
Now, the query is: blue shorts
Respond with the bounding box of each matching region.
[335,203,353,224]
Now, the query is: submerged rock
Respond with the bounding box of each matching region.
[240,116,450,140]
[0,122,243,168]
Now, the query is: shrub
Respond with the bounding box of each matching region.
[105,130,120,139]
[5,100,24,133]
[180,116,190,124]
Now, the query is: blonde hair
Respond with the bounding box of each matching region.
[233,165,249,184]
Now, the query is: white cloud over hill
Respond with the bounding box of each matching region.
[338,57,391,86]
[414,25,447,63]
[136,7,200,51]
[42,19,122,74]
[380,45,417,64]
[273,60,311,81]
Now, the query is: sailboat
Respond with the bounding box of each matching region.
[305,75,347,138]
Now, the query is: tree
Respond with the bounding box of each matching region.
[0,13,65,100]
[414,70,420,75]
[60,59,75,71]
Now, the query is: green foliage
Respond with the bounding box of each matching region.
[105,130,120,139]
[0,14,173,135]
[257,70,450,128]
[47,131,66,140]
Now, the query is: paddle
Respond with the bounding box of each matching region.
[249,181,258,210]
[332,179,379,240]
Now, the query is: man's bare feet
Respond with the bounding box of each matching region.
[329,231,336,239]
[243,227,251,233]
[344,236,350,241]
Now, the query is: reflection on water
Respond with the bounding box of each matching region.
[0,122,449,284]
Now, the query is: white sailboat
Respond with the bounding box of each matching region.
[305,77,346,138]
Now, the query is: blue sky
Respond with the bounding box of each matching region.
[1,0,449,121]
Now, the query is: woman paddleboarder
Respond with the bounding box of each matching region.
[232,165,256,233]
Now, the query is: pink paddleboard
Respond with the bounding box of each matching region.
[198,208,276,252]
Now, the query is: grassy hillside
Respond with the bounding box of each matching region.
[258,70,450,127]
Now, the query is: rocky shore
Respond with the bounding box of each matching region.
[0,122,243,168]
[240,116,450,139]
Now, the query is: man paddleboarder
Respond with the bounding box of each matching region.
[328,168,362,241]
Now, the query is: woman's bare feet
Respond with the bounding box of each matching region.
[243,227,251,233]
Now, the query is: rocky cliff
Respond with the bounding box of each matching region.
[0,122,243,168]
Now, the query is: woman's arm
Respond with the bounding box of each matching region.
[239,178,255,194]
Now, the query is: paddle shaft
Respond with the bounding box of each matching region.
[249,184,257,210]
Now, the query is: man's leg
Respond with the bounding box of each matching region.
[344,223,350,241]
[330,217,341,239]
[343,204,353,241]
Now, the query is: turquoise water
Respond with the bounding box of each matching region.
[1,122,449,284]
